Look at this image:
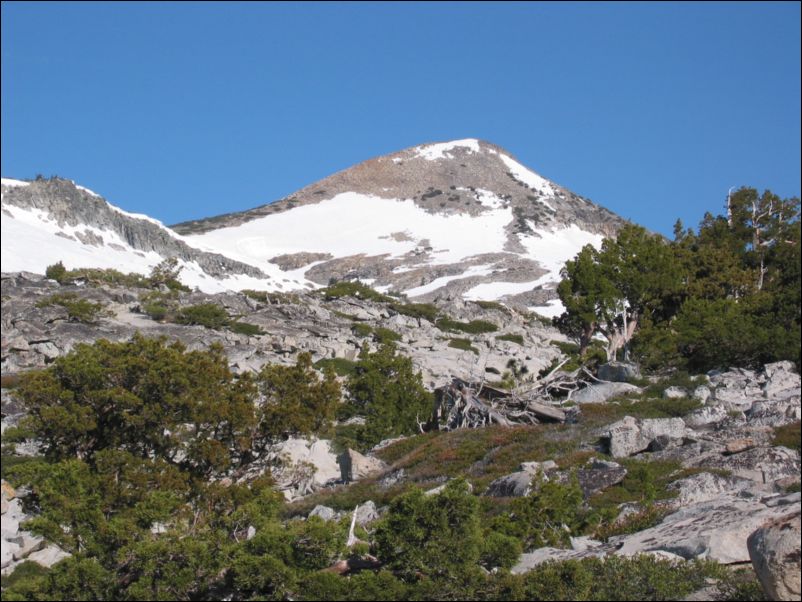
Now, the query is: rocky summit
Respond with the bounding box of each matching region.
[3,140,628,311]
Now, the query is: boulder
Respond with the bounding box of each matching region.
[574,459,627,498]
[11,534,45,561]
[26,545,70,568]
[667,472,762,506]
[553,458,627,498]
[663,386,688,399]
[520,460,558,475]
[724,438,758,455]
[683,404,733,428]
[309,505,339,522]
[2,540,20,569]
[354,500,380,526]
[612,493,801,564]
[601,416,687,458]
[512,545,610,574]
[597,362,641,383]
[748,397,802,428]
[573,382,642,404]
[762,361,801,400]
[338,449,388,483]
[748,509,801,601]
[687,446,801,485]
[692,386,711,404]
[484,471,536,497]
[267,437,341,499]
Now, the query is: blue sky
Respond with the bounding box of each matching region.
[2,2,800,236]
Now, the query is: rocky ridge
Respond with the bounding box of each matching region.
[1,177,275,290]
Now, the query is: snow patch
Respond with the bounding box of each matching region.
[186,192,514,268]
[1,178,30,188]
[464,225,603,301]
[414,139,482,161]
[499,154,556,206]
[404,264,494,297]
[74,183,101,198]
[529,299,565,319]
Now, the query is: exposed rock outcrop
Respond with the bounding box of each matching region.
[748,509,802,601]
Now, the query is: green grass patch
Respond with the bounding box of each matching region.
[35,292,110,323]
[644,372,706,397]
[448,338,479,355]
[352,323,374,337]
[588,459,684,511]
[773,420,801,451]
[0,453,41,480]
[314,357,358,377]
[390,302,440,322]
[371,425,584,493]
[321,281,394,303]
[593,504,671,541]
[0,560,50,590]
[576,395,702,431]
[437,317,498,334]
[241,289,301,304]
[473,300,506,311]
[373,327,401,344]
[175,303,229,329]
[227,321,266,336]
[496,333,524,345]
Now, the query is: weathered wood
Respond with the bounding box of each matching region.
[434,376,567,430]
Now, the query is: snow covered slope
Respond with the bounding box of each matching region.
[1,177,303,293]
[2,140,626,311]
[176,139,623,313]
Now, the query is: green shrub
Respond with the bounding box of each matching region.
[389,302,439,322]
[148,257,191,292]
[375,480,481,579]
[45,261,67,283]
[138,289,180,322]
[342,344,434,450]
[496,474,587,550]
[175,303,229,329]
[437,317,498,334]
[141,300,169,321]
[474,300,506,311]
[257,352,341,442]
[373,326,401,344]
[321,281,393,302]
[314,357,358,377]
[35,293,109,323]
[514,555,725,601]
[228,321,265,336]
[773,420,801,451]
[589,459,683,511]
[449,338,479,354]
[593,504,670,540]
[479,530,523,569]
[351,323,373,338]
[11,335,259,477]
[497,333,524,345]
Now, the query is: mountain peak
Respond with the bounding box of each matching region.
[168,141,628,310]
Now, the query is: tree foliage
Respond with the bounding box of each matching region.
[341,343,434,450]
[556,188,800,371]
[257,352,340,443]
